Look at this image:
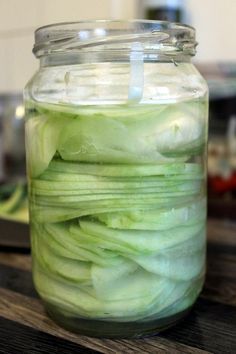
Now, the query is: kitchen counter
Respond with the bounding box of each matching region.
[0,219,235,353]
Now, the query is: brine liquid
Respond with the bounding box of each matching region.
[26,98,207,337]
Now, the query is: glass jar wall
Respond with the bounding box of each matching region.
[24,20,208,338]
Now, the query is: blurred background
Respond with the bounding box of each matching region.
[0,0,236,222]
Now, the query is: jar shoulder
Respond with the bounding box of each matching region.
[25,62,208,104]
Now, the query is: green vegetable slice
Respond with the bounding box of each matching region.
[48,159,203,177]
[32,195,198,222]
[94,198,206,230]
[25,115,68,177]
[43,222,122,266]
[33,232,92,284]
[76,220,204,255]
[34,265,178,320]
[132,249,205,281]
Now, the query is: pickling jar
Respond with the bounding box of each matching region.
[24,20,208,338]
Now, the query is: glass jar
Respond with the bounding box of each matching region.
[24,20,208,338]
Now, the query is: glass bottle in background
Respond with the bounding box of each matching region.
[140,0,184,22]
[1,94,26,180]
[0,94,28,223]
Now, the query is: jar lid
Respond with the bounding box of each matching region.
[33,20,196,58]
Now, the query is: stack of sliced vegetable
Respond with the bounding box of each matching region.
[0,182,28,223]
[26,99,207,322]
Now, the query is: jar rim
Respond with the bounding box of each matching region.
[33,19,197,58]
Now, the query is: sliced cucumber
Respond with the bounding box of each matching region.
[77,220,204,255]
[48,159,203,177]
[94,198,206,230]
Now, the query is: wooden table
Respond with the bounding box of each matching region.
[0,219,235,353]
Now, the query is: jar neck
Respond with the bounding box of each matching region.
[34,20,197,62]
[39,50,192,67]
